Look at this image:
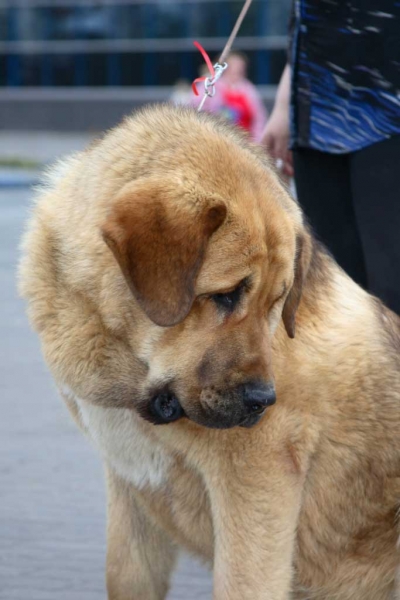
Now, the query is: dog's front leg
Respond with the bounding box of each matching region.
[202,434,305,600]
[106,468,177,600]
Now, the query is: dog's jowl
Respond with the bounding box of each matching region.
[20,105,400,600]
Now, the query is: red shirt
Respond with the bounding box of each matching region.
[219,87,253,133]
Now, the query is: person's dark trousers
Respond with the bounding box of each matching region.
[293,136,400,314]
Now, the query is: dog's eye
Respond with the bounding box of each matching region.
[211,279,249,313]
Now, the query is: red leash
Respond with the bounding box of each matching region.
[192,41,215,97]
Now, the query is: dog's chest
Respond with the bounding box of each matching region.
[61,387,172,490]
[61,387,214,559]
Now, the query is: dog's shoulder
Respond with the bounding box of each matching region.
[373,298,400,355]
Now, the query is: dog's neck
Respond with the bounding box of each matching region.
[299,238,336,322]
[272,234,377,391]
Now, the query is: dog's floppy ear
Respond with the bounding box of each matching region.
[101,177,227,327]
[282,231,311,338]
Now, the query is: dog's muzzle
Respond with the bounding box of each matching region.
[142,380,276,429]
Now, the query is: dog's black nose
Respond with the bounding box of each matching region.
[241,381,276,415]
[150,390,183,424]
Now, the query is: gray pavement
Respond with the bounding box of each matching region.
[0,184,213,598]
[0,131,95,164]
[0,132,96,188]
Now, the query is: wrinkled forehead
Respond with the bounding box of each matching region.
[196,197,297,294]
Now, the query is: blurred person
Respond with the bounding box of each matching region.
[262,1,400,313]
[193,51,267,142]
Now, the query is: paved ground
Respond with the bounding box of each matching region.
[0,131,94,165]
[0,182,213,598]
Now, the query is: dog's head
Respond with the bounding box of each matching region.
[101,143,310,429]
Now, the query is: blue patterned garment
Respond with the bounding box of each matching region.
[290,0,400,153]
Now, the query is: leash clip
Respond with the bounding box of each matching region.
[192,41,228,111]
[197,61,228,111]
[203,61,228,98]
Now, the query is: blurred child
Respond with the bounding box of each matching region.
[193,52,267,143]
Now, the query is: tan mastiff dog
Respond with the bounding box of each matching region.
[20,105,400,600]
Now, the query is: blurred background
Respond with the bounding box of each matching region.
[0,0,290,130]
[0,2,290,599]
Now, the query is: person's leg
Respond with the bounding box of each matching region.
[293,148,368,288]
[351,135,400,314]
